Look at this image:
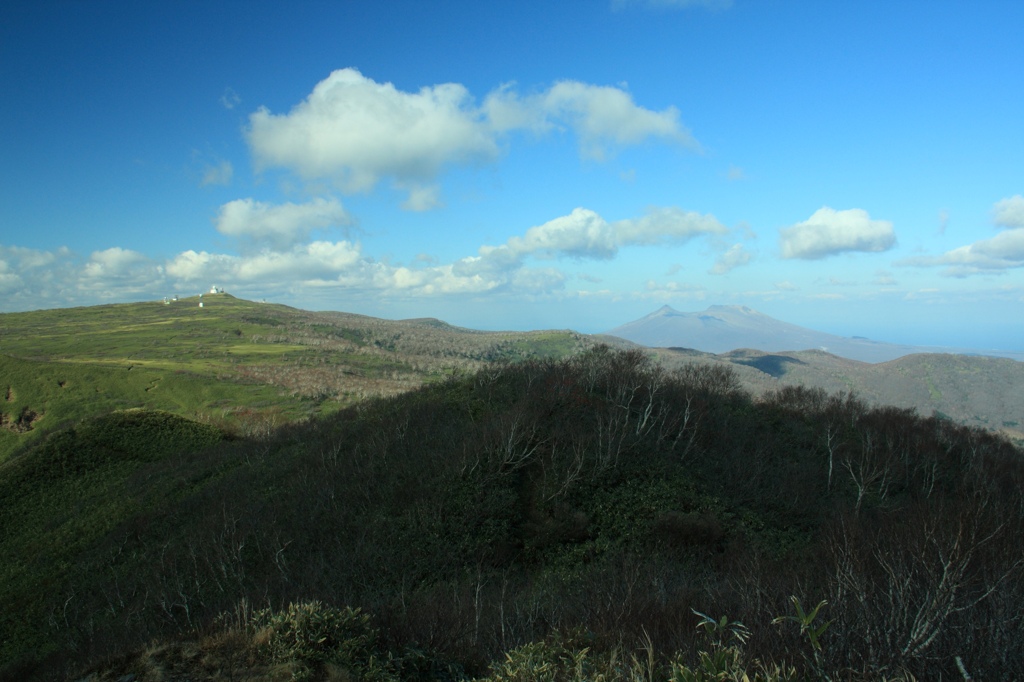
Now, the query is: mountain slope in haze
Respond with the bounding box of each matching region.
[646,346,1024,441]
[607,304,1022,363]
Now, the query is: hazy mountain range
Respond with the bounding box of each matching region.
[607,304,1024,363]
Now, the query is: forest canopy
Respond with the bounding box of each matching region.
[3,348,1022,681]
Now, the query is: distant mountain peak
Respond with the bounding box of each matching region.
[606,304,929,363]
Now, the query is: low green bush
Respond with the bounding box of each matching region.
[250,601,397,681]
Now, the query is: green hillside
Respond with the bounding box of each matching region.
[0,295,589,462]
[2,348,1021,681]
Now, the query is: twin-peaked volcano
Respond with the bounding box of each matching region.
[606,305,935,363]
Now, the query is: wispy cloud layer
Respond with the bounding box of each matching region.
[220,87,241,110]
[200,160,233,187]
[710,243,752,274]
[779,207,896,260]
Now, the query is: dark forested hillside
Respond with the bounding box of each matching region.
[3,348,1022,681]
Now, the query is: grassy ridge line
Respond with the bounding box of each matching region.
[0,295,586,370]
[0,294,587,372]
[0,295,332,461]
[0,295,296,366]
[0,295,590,462]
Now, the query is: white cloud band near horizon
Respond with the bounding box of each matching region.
[0,204,734,309]
[3,197,1019,335]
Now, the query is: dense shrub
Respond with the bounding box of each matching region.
[250,601,396,681]
[3,348,1022,681]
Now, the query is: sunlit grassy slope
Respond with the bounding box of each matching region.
[0,294,589,461]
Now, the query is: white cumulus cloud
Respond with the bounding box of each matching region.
[80,248,164,298]
[0,244,58,272]
[900,229,1024,276]
[779,207,896,259]
[0,245,171,308]
[539,81,696,160]
[899,195,1024,276]
[615,207,726,246]
[81,247,152,278]
[246,68,499,194]
[485,80,697,161]
[215,197,351,250]
[164,239,546,298]
[246,69,698,206]
[992,194,1024,228]
[473,206,727,272]
[167,240,362,284]
[0,204,726,310]
[0,250,29,294]
[507,208,619,260]
[0,245,72,305]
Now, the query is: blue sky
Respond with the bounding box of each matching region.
[1,1,1022,351]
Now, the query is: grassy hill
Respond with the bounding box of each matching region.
[0,295,590,462]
